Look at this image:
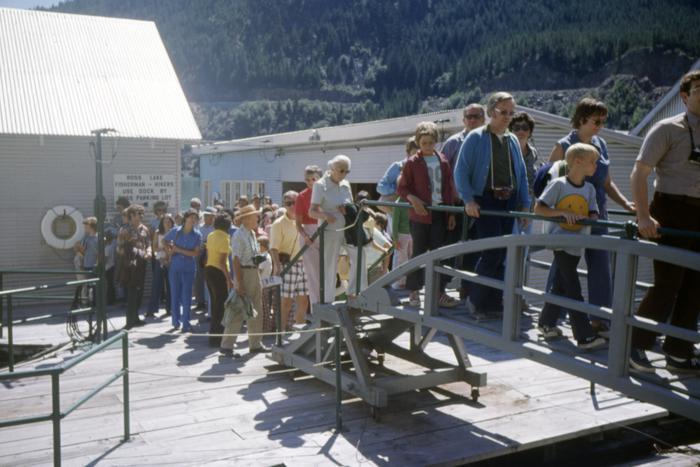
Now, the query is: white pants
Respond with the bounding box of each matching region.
[391,233,413,288]
[320,227,344,304]
[300,224,321,305]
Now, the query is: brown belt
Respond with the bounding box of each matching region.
[657,192,700,207]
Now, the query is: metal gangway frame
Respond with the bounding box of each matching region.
[272,231,700,422]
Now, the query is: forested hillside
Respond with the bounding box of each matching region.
[51,0,700,139]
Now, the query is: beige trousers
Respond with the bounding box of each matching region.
[300,224,321,305]
[221,268,264,350]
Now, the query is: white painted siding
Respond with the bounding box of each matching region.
[0,134,181,293]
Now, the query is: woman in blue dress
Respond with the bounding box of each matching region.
[165,209,202,331]
[547,98,635,333]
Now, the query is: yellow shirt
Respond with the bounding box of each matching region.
[206,229,232,273]
[269,214,301,257]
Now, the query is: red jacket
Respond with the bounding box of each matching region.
[396,150,456,224]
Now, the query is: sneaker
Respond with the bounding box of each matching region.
[591,321,610,339]
[250,344,271,353]
[629,348,655,373]
[538,325,563,340]
[439,294,460,309]
[407,293,421,308]
[577,336,607,351]
[219,348,240,358]
[665,356,700,374]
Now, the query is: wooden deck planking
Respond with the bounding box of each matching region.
[1,308,672,466]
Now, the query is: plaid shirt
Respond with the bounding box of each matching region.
[231,226,259,266]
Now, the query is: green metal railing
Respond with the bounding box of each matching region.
[1,275,100,372]
[0,330,129,466]
[0,269,100,340]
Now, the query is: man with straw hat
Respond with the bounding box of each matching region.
[220,205,270,356]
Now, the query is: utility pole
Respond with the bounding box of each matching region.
[92,128,115,342]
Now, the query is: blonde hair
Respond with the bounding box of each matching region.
[414,121,438,144]
[405,136,419,154]
[565,142,599,165]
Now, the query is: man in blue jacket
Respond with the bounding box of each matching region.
[454,92,530,316]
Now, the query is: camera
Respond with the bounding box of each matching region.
[492,186,513,200]
[252,254,267,266]
[689,147,700,166]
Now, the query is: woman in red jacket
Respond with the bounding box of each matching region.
[397,121,459,309]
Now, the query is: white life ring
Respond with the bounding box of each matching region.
[41,205,84,250]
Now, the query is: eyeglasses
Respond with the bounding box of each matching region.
[494,108,516,117]
[465,114,483,120]
[510,123,530,132]
[689,86,700,95]
[284,201,296,207]
[336,168,351,174]
[592,118,607,127]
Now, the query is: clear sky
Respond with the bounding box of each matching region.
[0,0,60,8]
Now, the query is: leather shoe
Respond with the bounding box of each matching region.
[249,344,271,353]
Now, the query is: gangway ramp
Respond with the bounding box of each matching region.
[272,233,700,422]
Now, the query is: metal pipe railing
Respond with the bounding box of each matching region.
[0,331,129,466]
[1,277,100,372]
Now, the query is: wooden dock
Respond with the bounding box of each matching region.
[0,305,679,466]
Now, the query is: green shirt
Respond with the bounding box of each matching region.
[489,132,514,189]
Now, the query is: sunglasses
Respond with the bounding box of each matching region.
[284,201,296,207]
[511,123,530,132]
[494,108,515,117]
[336,168,351,174]
[465,114,483,120]
[592,118,607,127]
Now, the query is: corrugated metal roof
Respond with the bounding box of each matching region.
[193,104,641,156]
[629,57,700,137]
[0,7,201,140]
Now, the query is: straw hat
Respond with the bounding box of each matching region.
[235,205,262,222]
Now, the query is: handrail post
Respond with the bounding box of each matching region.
[609,251,638,377]
[355,218,363,296]
[51,371,61,467]
[274,285,282,347]
[334,325,343,432]
[8,295,14,372]
[122,332,130,441]
[319,227,325,305]
[502,244,524,341]
[0,272,4,338]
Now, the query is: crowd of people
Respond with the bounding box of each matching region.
[72,71,700,372]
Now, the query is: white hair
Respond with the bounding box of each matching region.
[327,154,351,170]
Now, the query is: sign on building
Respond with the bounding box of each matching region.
[114,174,176,207]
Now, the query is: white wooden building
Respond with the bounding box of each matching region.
[0,8,201,288]
[630,58,700,138]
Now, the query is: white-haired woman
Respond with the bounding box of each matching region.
[309,155,356,303]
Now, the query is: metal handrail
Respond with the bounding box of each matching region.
[0,331,129,467]
[361,199,700,239]
[1,277,101,371]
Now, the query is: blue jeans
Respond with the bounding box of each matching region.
[540,251,596,343]
[469,192,516,311]
[545,225,612,317]
[169,266,195,329]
